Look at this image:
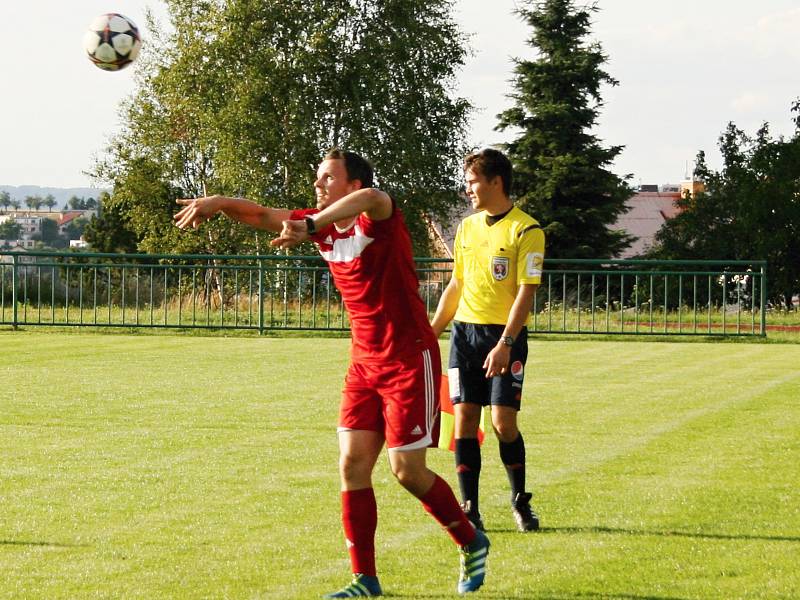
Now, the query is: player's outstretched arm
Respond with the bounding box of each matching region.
[270,188,391,249]
[430,276,462,337]
[174,196,292,232]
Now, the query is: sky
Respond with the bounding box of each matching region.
[1,1,799,190]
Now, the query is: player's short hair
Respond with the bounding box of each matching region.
[324,148,375,189]
[464,148,512,196]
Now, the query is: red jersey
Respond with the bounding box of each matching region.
[291,204,436,362]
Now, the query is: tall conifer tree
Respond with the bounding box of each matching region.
[497,0,633,258]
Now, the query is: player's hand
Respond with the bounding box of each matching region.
[270,219,309,249]
[483,344,511,378]
[174,196,220,230]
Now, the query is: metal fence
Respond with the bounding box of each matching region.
[0,251,767,336]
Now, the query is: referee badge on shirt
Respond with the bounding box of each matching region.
[491,256,509,280]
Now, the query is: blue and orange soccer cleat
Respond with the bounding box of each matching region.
[323,573,383,598]
[457,528,490,594]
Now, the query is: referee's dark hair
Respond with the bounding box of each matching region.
[325,148,375,189]
[464,147,512,196]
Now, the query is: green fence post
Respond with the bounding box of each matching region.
[760,262,767,337]
[11,254,19,329]
[258,257,265,335]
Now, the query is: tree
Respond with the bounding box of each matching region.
[0,191,11,213]
[496,0,634,259]
[37,218,61,245]
[67,196,85,210]
[24,195,43,211]
[0,219,22,240]
[83,192,139,253]
[44,194,57,212]
[649,102,800,308]
[64,217,89,241]
[93,0,471,255]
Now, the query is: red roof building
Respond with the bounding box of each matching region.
[615,190,682,258]
[57,211,85,227]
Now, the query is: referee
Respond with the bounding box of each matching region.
[431,147,545,532]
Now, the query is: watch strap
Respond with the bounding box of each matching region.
[304,216,317,236]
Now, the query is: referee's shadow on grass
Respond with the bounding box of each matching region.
[537,525,800,543]
[1,539,89,548]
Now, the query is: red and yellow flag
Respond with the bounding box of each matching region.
[438,373,488,452]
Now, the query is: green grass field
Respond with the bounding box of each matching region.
[1,331,799,599]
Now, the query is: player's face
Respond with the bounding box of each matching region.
[314,159,360,210]
[464,168,502,211]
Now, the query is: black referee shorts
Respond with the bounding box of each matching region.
[447,321,528,410]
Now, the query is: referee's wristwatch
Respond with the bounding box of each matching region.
[500,335,514,347]
[304,216,317,235]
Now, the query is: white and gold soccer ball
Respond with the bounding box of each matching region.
[83,13,142,72]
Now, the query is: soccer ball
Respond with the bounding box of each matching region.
[83,13,141,71]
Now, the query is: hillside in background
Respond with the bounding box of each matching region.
[0,185,108,208]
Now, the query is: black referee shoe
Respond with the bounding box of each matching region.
[460,500,485,532]
[511,492,540,532]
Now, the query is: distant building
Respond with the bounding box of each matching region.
[427,196,473,259]
[0,208,96,221]
[0,214,40,249]
[615,189,681,258]
[0,207,95,251]
[0,241,34,256]
[6,215,43,237]
[69,238,90,249]
[614,179,704,258]
[427,178,706,261]
[58,211,87,235]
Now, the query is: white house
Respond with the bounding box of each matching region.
[0,242,33,261]
[0,215,40,250]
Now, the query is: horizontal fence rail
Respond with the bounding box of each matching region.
[1,251,767,336]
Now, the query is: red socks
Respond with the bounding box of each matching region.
[341,477,475,576]
[341,488,378,576]
[419,475,476,547]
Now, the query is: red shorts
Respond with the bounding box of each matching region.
[340,346,441,450]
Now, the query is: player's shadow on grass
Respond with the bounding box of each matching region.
[388,592,691,600]
[0,539,88,548]
[571,595,692,600]
[541,525,800,544]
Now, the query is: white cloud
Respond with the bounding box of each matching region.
[755,8,800,59]
[639,20,696,46]
[730,92,771,114]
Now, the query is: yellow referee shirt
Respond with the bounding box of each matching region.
[453,206,545,325]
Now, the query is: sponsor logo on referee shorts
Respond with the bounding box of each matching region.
[510,360,524,381]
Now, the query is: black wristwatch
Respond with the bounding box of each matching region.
[500,335,514,347]
[304,216,317,235]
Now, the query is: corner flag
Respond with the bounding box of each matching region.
[437,373,488,452]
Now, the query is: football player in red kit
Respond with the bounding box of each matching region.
[175,149,489,597]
